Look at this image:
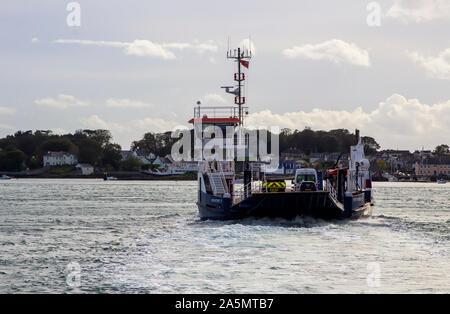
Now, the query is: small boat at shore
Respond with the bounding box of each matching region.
[103,172,118,181]
[437,179,447,184]
[143,169,186,176]
[0,175,11,180]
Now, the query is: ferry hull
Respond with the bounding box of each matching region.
[198,191,373,221]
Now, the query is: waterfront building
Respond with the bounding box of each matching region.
[43,151,78,167]
[153,156,172,170]
[415,157,450,176]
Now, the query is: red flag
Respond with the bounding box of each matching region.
[240,60,249,68]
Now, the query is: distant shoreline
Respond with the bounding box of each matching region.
[0,172,197,181]
[0,173,438,183]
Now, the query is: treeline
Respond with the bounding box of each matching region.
[131,131,176,157]
[0,127,380,172]
[131,127,380,158]
[0,130,122,171]
[279,128,380,155]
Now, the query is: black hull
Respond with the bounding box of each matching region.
[198,191,373,221]
[235,191,342,220]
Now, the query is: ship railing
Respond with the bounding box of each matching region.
[326,179,338,202]
[201,160,234,174]
[232,180,263,205]
[218,160,235,174]
[203,160,229,195]
[216,162,229,189]
[193,106,248,119]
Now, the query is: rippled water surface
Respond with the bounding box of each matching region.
[0,179,448,293]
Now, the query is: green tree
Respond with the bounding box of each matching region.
[0,149,26,171]
[78,138,102,166]
[434,144,449,155]
[120,157,143,171]
[131,132,157,154]
[102,143,122,170]
[81,129,112,148]
[131,131,176,156]
[37,138,79,156]
[362,136,380,155]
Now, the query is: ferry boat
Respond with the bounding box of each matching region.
[191,47,374,220]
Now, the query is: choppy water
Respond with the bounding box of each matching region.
[0,179,448,293]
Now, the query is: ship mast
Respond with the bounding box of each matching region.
[226,47,251,125]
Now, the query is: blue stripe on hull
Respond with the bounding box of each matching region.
[198,204,245,220]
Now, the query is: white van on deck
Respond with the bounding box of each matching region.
[293,168,318,191]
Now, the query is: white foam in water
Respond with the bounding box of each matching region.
[0,179,448,293]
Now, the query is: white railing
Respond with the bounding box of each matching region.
[193,106,248,119]
[203,161,229,195]
[217,162,229,194]
[232,180,263,205]
[326,179,338,201]
[201,160,234,174]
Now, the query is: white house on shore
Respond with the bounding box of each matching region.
[165,154,198,172]
[43,151,78,167]
[153,156,172,170]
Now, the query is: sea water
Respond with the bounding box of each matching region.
[0,179,448,293]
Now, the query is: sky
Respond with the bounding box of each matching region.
[0,0,449,151]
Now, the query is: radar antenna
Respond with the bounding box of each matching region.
[225,46,251,125]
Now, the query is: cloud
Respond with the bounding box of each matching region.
[0,123,13,130]
[162,40,218,54]
[35,95,157,109]
[387,0,450,22]
[78,114,186,148]
[282,39,371,67]
[133,117,183,133]
[54,39,218,60]
[35,94,88,109]
[51,128,69,135]
[105,98,154,108]
[124,40,176,59]
[80,115,129,132]
[202,93,227,104]
[0,106,15,115]
[245,94,450,149]
[408,48,450,80]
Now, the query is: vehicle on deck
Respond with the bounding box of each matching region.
[262,179,286,192]
[293,168,317,191]
[299,181,318,192]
